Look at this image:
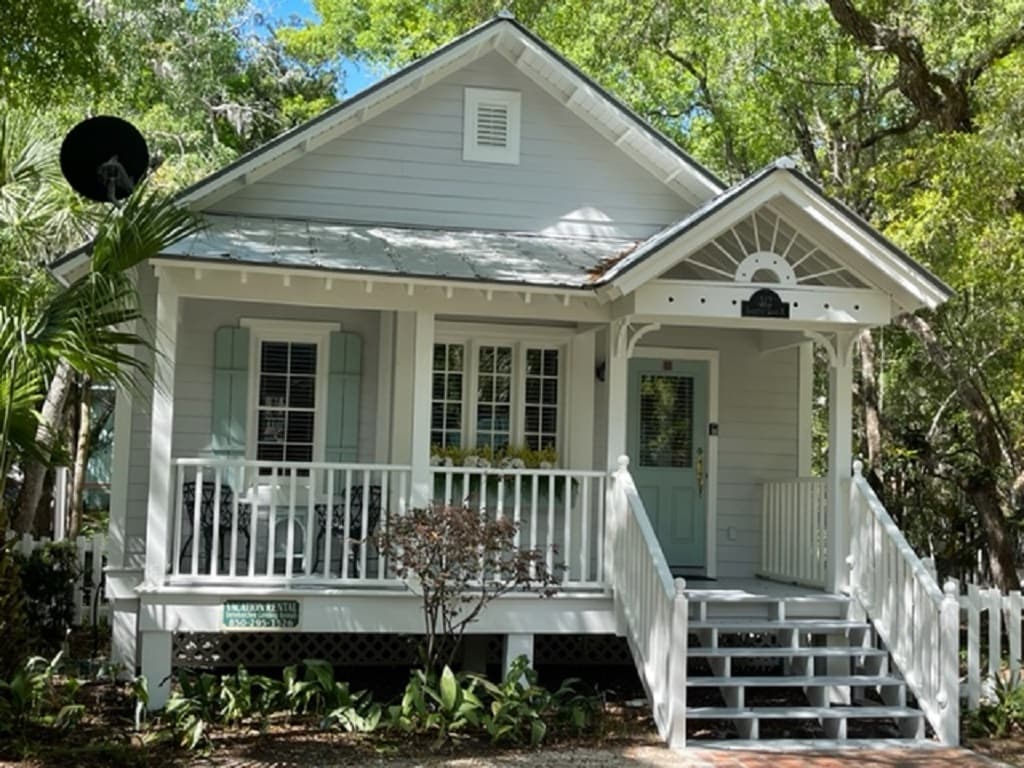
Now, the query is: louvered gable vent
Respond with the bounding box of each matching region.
[463,88,521,164]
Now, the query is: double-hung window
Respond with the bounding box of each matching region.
[242,319,339,473]
[430,327,566,457]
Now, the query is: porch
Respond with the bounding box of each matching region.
[160,456,827,594]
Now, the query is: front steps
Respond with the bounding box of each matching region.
[685,584,927,743]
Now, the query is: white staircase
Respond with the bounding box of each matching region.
[685,587,927,744]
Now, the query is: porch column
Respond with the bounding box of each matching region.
[605,321,629,471]
[826,332,857,593]
[143,269,179,586]
[409,309,435,507]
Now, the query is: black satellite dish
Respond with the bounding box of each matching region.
[60,115,150,203]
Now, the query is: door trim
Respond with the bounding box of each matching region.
[632,346,719,579]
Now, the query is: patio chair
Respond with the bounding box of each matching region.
[178,480,251,574]
[312,484,382,577]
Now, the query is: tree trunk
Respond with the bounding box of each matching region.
[12,360,74,533]
[967,474,1021,592]
[69,379,92,539]
[857,329,886,498]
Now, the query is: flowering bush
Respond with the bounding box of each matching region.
[429,444,557,470]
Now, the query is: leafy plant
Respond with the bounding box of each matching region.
[285,659,379,731]
[476,655,598,746]
[163,671,221,750]
[378,505,560,673]
[14,541,80,654]
[387,666,483,748]
[218,665,284,727]
[966,671,1024,737]
[0,651,83,733]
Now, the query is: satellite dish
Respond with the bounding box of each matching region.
[60,115,150,203]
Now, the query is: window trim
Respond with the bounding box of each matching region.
[433,323,571,456]
[241,318,339,465]
[462,87,521,165]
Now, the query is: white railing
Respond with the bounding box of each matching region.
[430,465,607,588]
[607,456,686,748]
[848,460,960,746]
[6,531,110,625]
[170,459,411,585]
[760,477,827,588]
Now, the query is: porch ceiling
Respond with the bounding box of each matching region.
[160,214,635,289]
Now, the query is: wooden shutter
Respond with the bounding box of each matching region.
[325,331,362,463]
[211,326,250,457]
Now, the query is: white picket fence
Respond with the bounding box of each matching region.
[959,581,1024,710]
[5,531,110,626]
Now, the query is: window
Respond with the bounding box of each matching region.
[430,335,562,455]
[463,88,521,164]
[241,318,340,471]
[431,343,465,449]
[256,341,317,465]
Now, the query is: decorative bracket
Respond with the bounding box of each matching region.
[804,329,858,369]
[613,319,662,357]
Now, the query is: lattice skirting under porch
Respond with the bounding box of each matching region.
[172,632,631,669]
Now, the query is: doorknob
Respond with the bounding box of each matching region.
[696,447,705,498]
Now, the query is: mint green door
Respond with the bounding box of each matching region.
[627,358,709,570]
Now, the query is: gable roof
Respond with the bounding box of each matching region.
[176,14,723,213]
[594,159,953,312]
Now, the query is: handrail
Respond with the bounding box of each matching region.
[608,456,686,748]
[848,460,960,745]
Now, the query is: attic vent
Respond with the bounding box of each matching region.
[463,88,521,164]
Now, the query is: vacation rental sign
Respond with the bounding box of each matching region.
[223,599,300,629]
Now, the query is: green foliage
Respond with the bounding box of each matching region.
[0,652,84,735]
[218,665,285,727]
[387,666,484,748]
[477,656,598,746]
[966,672,1024,738]
[284,659,380,731]
[14,541,80,654]
[164,671,222,750]
[431,443,558,468]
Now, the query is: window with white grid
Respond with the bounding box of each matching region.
[430,343,465,449]
[524,348,559,451]
[256,341,317,469]
[475,345,513,452]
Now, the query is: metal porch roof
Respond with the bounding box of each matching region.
[160,215,637,288]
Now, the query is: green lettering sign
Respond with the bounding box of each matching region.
[223,600,300,630]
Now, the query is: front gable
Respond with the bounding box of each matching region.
[206,51,693,240]
[602,164,951,325]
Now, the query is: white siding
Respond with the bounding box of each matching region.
[210,53,690,239]
[121,290,382,568]
[634,328,800,579]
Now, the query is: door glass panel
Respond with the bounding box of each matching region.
[638,374,693,468]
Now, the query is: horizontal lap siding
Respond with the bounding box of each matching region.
[124,267,156,568]
[210,53,689,239]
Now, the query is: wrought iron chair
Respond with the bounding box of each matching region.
[178,480,251,574]
[312,484,382,577]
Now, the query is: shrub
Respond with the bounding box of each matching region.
[15,541,80,654]
[378,505,560,673]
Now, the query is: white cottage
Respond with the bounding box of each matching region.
[55,15,960,747]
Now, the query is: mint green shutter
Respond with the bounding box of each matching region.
[211,326,249,457]
[325,332,362,463]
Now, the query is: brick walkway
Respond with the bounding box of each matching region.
[196,744,1009,767]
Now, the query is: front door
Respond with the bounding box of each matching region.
[627,358,709,571]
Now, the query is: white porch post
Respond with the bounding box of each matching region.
[143,270,179,585]
[409,309,435,507]
[826,332,856,593]
[605,321,629,471]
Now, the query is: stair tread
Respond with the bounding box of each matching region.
[690,619,869,630]
[686,739,940,749]
[688,674,904,686]
[687,705,923,719]
[688,646,885,657]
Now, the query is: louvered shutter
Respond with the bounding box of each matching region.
[475,102,509,147]
[325,332,362,463]
[211,326,250,457]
